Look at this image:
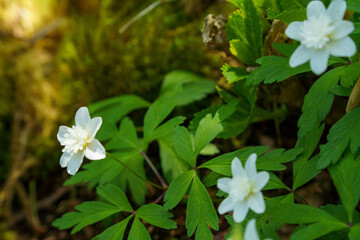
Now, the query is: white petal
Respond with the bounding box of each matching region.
[231,157,246,178]
[252,171,270,192]
[326,0,346,22]
[248,192,265,214]
[289,45,312,68]
[331,21,354,40]
[217,177,232,193]
[218,197,236,214]
[310,49,330,75]
[329,37,357,57]
[75,107,91,129]
[59,152,72,168]
[285,22,303,41]
[57,126,70,144]
[86,117,102,142]
[233,202,249,223]
[84,139,106,160]
[66,151,84,175]
[307,1,326,18]
[244,219,260,240]
[245,154,257,179]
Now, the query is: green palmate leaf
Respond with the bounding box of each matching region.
[246,55,310,85]
[160,70,215,106]
[188,98,239,137]
[291,221,347,240]
[221,63,248,84]
[339,62,360,88]
[273,43,298,57]
[64,152,137,188]
[93,215,132,240]
[199,146,269,176]
[246,49,346,85]
[279,0,308,10]
[298,67,345,139]
[164,170,194,210]
[226,0,262,65]
[173,126,195,167]
[318,106,360,168]
[293,124,324,190]
[186,174,219,239]
[52,201,121,234]
[96,184,133,212]
[256,148,303,171]
[227,0,242,8]
[88,95,150,141]
[149,116,186,142]
[128,216,151,240]
[199,143,220,155]
[143,90,178,147]
[354,22,360,35]
[329,151,360,222]
[347,0,360,13]
[158,134,188,181]
[267,8,306,24]
[118,154,147,205]
[321,204,360,224]
[194,113,223,157]
[268,202,340,224]
[226,9,246,42]
[136,204,177,230]
[203,171,223,187]
[329,85,353,97]
[243,0,263,60]
[264,172,290,191]
[349,224,360,240]
[105,117,141,152]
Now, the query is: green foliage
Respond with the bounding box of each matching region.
[194,113,223,157]
[293,124,324,190]
[136,204,177,229]
[143,90,178,147]
[297,67,346,140]
[128,216,151,240]
[348,0,360,13]
[52,184,131,234]
[186,174,219,239]
[246,44,346,85]
[158,134,188,181]
[227,0,263,65]
[329,151,360,222]
[93,215,132,240]
[267,8,306,24]
[173,126,196,167]
[200,146,302,175]
[164,170,194,210]
[160,70,216,106]
[318,106,360,168]
[88,95,150,141]
[221,64,248,84]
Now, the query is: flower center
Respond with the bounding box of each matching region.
[229,176,252,202]
[300,14,335,49]
[62,125,88,154]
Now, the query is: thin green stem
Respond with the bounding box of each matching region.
[140,151,168,189]
[106,152,164,190]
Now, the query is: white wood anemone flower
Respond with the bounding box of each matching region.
[285,0,356,75]
[217,154,269,223]
[57,107,106,175]
[244,219,260,240]
[229,219,272,240]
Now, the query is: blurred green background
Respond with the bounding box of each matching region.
[0,0,234,239]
